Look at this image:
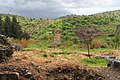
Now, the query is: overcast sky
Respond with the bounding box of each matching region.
[0,0,120,18]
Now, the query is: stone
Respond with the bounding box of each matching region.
[25,72,32,79]
[53,28,62,47]
[111,60,120,68]
[107,58,120,68]
[7,72,19,80]
[107,59,114,67]
[0,72,7,80]
[0,35,14,62]
[99,56,116,59]
[12,44,22,51]
[0,72,19,80]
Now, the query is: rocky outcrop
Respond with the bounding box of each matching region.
[0,35,14,62]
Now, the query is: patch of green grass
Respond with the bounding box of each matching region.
[59,51,71,55]
[79,57,107,66]
[27,41,51,49]
[80,48,111,52]
[62,47,112,53]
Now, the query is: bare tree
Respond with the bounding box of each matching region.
[75,26,101,58]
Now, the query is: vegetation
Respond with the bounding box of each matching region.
[79,57,107,66]
[0,10,120,49]
[75,26,101,58]
[0,15,30,40]
[1,8,120,80]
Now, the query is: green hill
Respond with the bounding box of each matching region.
[0,10,120,49]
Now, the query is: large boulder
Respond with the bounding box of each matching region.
[0,35,14,62]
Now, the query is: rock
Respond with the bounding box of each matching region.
[0,72,19,80]
[107,59,120,68]
[0,72,7,80]
[107,59,113,67]
[111,60,120,68]
[0,35,14,62]
[12,44,22,51]
[97,56,116,60]
[25,72,32,79]
[15,58,22,61]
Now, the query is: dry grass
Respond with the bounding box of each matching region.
[0,48,119,80]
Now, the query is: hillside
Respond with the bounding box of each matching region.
[0,10,120,49]
[0,10,120,80]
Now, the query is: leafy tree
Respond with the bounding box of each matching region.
[75,26,101,58]
[11,16,23,39]
[4,16,12,37]
[0,16,5,35]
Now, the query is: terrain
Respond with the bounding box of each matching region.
[0,10,120,80]
[0,48,120,80]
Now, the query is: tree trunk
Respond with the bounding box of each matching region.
[87,44,91,58]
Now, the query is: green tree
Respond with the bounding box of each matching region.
[0,16,5,35]
[4,16,12,37]
[11,16,23,39]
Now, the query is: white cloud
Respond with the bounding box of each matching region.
[0,0,120,18]
[66,7,120,15]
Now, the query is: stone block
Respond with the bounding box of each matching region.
[111,60,120,68]
[0,72,19,80]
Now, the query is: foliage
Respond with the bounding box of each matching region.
[1,10,120,49]
[91,39,108,49]
[12,39,37,48]
[0,15,30,40]
[0,16,5,35]
[79,57,107,66]
[75,26,101,58]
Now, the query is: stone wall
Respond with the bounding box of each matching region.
[0,35,14,62]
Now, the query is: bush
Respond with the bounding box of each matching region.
[91,39,108,49]
[12,39,37,48]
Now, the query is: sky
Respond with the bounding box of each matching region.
[0,0,120,18]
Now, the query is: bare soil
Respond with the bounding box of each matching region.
[0,49,120,80]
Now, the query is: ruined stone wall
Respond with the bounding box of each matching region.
[53,28,61,46]
[0,35,14,62]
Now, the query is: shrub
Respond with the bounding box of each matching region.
[12,39,37,48]
[91,39,108,49]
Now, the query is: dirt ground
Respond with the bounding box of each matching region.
[0,49,120,80]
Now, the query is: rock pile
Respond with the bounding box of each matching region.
[43,61,106,80]
[0,35,14,62]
